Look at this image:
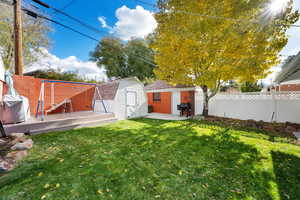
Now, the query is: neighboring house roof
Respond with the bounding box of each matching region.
[280,80,300,85]
[275,52,300,84]
[145,80,192,91]
[97,81,120,100]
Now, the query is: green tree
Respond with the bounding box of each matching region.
[25,69,99,83]
[152,0,299,116]
[240,81,262,93]
[0,3,50,71]
[90,37,155,82]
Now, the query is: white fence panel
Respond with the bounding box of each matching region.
[276,100,300,123]
[195,92,300,124]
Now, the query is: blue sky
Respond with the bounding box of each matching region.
[27,0,300,83]
[44,0,157,61]
[39,0,300,60]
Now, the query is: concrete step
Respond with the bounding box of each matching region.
[4,113,116,135]
[29,117,118,135]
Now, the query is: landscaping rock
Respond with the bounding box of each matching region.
[192,115,205,120]
[6,150,28,161]
[256,120,265,129]
[245,120,257,128]
[285,126,297,133]
[263,124,275,132]
[9,137,27,146]
[0,159,14,172]
[10,133,25,139]
[0,139,6,145]
[11,139,33,150]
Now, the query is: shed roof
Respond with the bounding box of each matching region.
[96,77,142,100]
[145,80,192,91]
[97,81,119,100]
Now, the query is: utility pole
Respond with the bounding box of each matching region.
[14,0,24,75]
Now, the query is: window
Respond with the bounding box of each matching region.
[153,92,161,102]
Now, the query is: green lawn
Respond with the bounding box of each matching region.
[1,118,300,200]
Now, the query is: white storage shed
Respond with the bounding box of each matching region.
[94,77,148,120]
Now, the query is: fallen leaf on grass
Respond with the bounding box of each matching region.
[41,194,46,199]
[97,189,103,194]
[38,172,43,177]
[43,184,50,189]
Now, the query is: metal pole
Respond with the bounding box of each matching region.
[51,82,54,106]
[14,0,24,75]
[41,81,45,121]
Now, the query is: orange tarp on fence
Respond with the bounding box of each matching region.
[3,75,95,116]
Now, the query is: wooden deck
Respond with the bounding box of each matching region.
[3,111,117,135]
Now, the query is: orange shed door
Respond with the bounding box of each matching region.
[148,92,171,114]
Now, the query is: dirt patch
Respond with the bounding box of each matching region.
[203,116,300,140]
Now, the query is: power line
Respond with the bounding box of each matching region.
[60,0,76,11]
[0,1,158,66]
[127,0,300,28]
[1,0,293,67]
[22,7,158,66]
[31,0,141,37]
[31,0,108,35]
[22,7,100,42]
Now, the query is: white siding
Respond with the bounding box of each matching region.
[94,100,114,113]
[172,91,181,115]
[195,91,204,115]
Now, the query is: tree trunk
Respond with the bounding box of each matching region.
[201,85,209,117]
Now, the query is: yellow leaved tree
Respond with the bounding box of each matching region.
[152,0,299,116]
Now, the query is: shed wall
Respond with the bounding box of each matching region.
[114,79,147,120]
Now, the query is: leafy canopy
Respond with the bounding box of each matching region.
[90,37,155,82]
[152,0,299,91]
[25,69,99,83]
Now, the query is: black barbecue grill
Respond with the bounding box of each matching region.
[177,103,192,117]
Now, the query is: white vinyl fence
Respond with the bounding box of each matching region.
[195,92,300,124]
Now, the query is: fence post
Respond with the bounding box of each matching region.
[272,91,278,122]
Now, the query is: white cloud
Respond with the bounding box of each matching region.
[260,66,282,86]
[98,16,112,30]
[26,48,107,82]
[99,5,157,41]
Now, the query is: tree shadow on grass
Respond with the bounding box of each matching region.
[128,118,275,199]
[271,151,300,200]
[0,118,276,199]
